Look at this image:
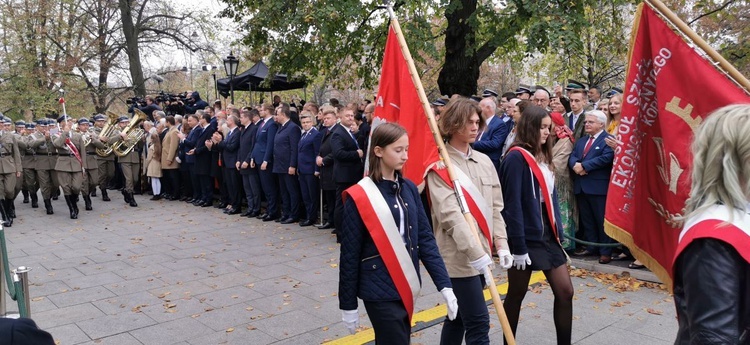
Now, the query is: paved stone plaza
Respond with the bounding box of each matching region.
[3,195,677,344]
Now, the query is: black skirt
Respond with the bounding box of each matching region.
[526,209,568,271]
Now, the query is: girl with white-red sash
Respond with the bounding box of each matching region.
[498,104,574,344]
[338,123,458,344]
[673,104,750,344]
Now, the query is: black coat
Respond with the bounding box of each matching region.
[193,120,217,175]
[318,127,336,190]
[237,122,258,175]
[330,123,364,184]
[0,318,55,345]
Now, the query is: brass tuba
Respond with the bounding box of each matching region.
[95,111,122,157]
[112,109,147,157]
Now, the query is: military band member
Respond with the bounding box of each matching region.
[114,116,143,207]
[0,121,23,226]
[21,123,39,208]
[93,114,118,201]
[28,119,57,215]
[52,116,86,219]
[77,118,105,211]
[13,121,29,206]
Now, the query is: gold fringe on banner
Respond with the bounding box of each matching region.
[604,221,672,290]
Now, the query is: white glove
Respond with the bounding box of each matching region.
[469,254,493,272]
[341,309,359,334]
[497,249,513,269]
[512,253,532,270]
[440,288,458,321]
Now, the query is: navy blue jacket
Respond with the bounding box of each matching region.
[183,126,203,164]
[216,126,241,168]
[339,175,451,310]
[272,120,301,174]
[473,116,510,168]
[251,117,277,166]
[237,122,258,175]
[568,131,614,196]
[330,124,364,184]
[499,150,563,255]
[297,128,323,175]
[194,120,217,175]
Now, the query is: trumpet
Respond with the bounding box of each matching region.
[111,109,147,157]
[95,111,121,157]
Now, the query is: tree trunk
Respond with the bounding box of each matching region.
[437,0,481,97]
[119,0,146,97]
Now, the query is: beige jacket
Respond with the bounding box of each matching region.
[161,126,179,169]
[427,144,509,278]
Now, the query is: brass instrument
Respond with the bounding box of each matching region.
[95,111,122,157]
[82,132,91,147]
[112,109,147,157]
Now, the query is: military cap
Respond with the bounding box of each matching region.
[25,123,35,129]
[565,79,587,91]
[77,118,91,125]
[514,84,533,95]
[14,120,25,127]
[2,118,11,124]
[431,98,447,106]
[93,114,106,121]
[482,89,498,98]
[470,95,482,102]
[117,116,130,123]
[606,87,623,98]
[535,85,551,97]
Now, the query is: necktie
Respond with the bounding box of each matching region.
[301,131,308,140]
[583,136,595,156]
[256,119,265,138]
[349,130,359,149]
[569,114,574,129]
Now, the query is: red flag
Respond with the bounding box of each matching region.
[604,3,750,287]
[58,97,65,104]
[370,27,439,187]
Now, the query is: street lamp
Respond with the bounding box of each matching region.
[223,52,239,104]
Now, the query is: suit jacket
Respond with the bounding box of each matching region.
[0,132,22,174]
[473,115,510,167]
[565,111,586,140]
[217,126,240,169]
[250,117,278,167]
[297,127,323,175]
[272,121,301,174]
[183,125,203,164]
[330,123,363,184]
[193,123,215,175]
[237,122,258,175]
[161,126,180,169]
[568,131,614,196]
[52,131,85,172]
[318,127,335,190]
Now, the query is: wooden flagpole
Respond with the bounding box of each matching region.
[385,5,516,345]
[645,0,750,92]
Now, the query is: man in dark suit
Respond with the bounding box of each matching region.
[272,104,302,224]
[179,115,201,202]
[564,86,588,140]
[316,108,338,230]
[238,108,261,217]
[473,97,510,170]
[190,112,216,206]
[330,106,364,239]
[297,112,323,227]
[568,110,615,264]
[215,112,242,214]
[251,104,279,221]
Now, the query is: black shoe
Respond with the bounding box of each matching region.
[30,193,39,208]
[281,218,298,224]
[214,202,227,209]
[83,195,93,211]
[200,201,212,207]
[0,200,12,227]
[275,217,284,223]
[192,200,201,206]
[299,220,313,227]
[249,211,260,218]
[256,213,267,219]
[317,222,334,230]
[262,215,278,222]
[5,199,15,219]
[150,195,162,201]
[240,210,253,217]
[101,188,110,201]
[574,249,595,256]
[22,190,29,203]
[90,190,96,197]
[128,192,138,207]
[226,208,241,215]
[71,194,80,217]
[44,199,53,215]
[64,195,77,219]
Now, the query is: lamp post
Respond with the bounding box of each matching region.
[223,52,239,105]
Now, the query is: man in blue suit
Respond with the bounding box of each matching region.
[214,111,242,214]
[568,110,615,264]
[297,112,323,227]
[181,114,203,203]
[238,108,261,217]
[251,104,279,221]
[272,104,302,224]
[192,112,216,207]
[473,97,510,170]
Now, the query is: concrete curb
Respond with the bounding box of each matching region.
[569,257,661,283]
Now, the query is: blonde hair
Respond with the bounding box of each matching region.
[685,104,750,220]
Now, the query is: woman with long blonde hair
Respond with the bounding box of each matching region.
[673,104,750,344]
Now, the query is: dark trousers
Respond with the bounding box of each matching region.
[224,168,242,207]
[163,169,179,197]
[299,174,319,222]
[241,170,261,213]
[363,300,410,345]
[576,193,611,256]
[323,189,335,224]
[259,169,278,216]
[179,167,193,198]
[334,182,356,234]
[199,174,213,203]
[277,172,301,220]
[440,275,489,345]
[190,167,201,200]
[216,170,228,203]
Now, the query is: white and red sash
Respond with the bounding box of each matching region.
[507,147,559,240]
[343,178,421,321]
[674,205,750,270]
[429,165,494,250]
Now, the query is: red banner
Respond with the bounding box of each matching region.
[604,3,750,287]
[370,27,440,187]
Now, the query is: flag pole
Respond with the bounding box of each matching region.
[385,5,516,344]
[645,0,750,92]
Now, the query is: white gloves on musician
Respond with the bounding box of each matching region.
[341,309,359,334]
[440,287,459,320]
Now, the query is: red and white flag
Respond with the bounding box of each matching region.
[369,27,440,187]
[604,3,750,287]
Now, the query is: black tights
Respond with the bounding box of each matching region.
[503,265,574,345]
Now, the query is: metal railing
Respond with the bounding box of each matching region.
[0,226,31,318]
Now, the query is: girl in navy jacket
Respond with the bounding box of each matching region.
[338,123,457,344]
[498,105,574,345]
